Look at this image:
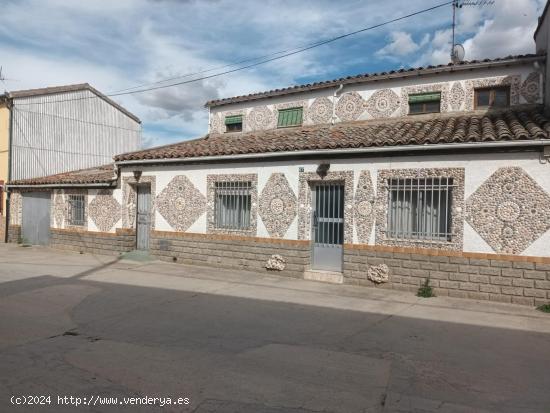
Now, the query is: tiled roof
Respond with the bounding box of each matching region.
[2,83,141,123]
[115,108,550,162]
[205,54,544,107]
[8,164,116,186]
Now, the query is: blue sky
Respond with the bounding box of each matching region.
[0,0,545,147]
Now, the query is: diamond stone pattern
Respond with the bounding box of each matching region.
[157,175,206,232]
[466,167,550,254]
[259,173,297,238]
[89,190,121,232]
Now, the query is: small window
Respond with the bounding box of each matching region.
[277,107,303,128]
[225,115,243,132]
[387,177,453,241]
[408,92,441,115]
[475,86,510,109]
[68,194,85,226]
[214,181,252,230]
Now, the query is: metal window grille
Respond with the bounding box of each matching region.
[387,177,454,241]
[214,181,252,230]
[68,194,85,226]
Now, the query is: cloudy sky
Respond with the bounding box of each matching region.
[0,0,545,147]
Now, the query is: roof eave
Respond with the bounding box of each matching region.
[6,181,116,189]
[115,139,550,166]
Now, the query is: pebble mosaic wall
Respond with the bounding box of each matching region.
[122,176,156,230]
[52,190,65,228]
[520,72,541,104]
[354,171,375,243]
[9,192,22,226]
[89,189,121,232]
[465,167,550,254]
[308,96,333,124]
[400,83,450,116]
[464,75,522,111]
[258,173,297,238]
[365,89,400,119]
[334,91,365,121]
[156,175,206,232]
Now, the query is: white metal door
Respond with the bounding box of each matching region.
[311,183,344,272]
[136,185,151,250]
[22,192,51,245]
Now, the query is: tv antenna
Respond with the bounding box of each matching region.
[451,0,495,63]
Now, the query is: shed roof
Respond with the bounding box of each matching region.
[3,83,141,123]
[8,164,116,187]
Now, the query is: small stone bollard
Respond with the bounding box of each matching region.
[367,264,389,284]
[266,254,286,271]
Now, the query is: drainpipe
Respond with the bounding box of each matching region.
[331,84,344,125]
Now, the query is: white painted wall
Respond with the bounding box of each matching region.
[116,149,550,257]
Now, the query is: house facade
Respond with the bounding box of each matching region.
[7,18,550,306]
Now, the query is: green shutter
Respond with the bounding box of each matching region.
[408,92,441,103]
[277,107,303,127]
[225,115,243,125]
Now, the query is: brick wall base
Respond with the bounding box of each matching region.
[7,225,21,243]
[50,228,135,255]
[344,245,550,307]
[150,231,311,279]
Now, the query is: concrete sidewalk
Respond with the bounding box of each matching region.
[2,243,549,334]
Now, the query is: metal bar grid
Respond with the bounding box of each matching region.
[68,194,85,226]
[386,177,454,241]
[313,182,344,248]
[214,181,252,230]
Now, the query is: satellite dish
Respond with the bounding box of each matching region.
[451,44,465,63]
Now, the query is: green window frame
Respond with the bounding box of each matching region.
[408,92,441,115]
[277,107,303,128]
[224,115,243,132]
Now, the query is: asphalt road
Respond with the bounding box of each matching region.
[0,244,549,413]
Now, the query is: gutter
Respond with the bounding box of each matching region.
[115,140,550,166]
[6,182,116,189]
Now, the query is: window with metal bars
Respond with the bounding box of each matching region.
[387,177,454,241]
[277,107,303,128]
[214,181,252,230]
[68,194,86,226]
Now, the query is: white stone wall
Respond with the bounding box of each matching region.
[118,150,550,257]
[209,63,542,134]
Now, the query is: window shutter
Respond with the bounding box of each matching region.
[408,93,441,103]
[225,115,243,125]
[277,107,303,127]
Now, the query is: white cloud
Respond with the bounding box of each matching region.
[376,32,422,58]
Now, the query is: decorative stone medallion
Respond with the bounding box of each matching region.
[335,92,365,122]
[354,171,375,243]
[464,75,521,111]
[53,190,66,228]
[365,89,400,119]
[520,72,540,104]
[298,170,354,243]
[89,190,121,232]
[375,168,465,251]
[308,97,333,125]
[400,83,450,116]
[259,173,297,238]
[156,175,206,232]
[465,167,550,254]
[248,105,275,131]
[449,82,465,111]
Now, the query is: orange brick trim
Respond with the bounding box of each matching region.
[151,230,310,247]
[343,243,550,264]
[51,228,127,238]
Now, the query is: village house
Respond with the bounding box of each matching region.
[0,83,141,241]
[6,9,550,307]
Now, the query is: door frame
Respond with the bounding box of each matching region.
[135,183,152,251]
[310,181,345,272]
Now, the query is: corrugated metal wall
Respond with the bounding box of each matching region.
[11,90,141,180]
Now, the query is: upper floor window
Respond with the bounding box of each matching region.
[225,115,243,132]
[214,181,252,230]
[277,107,303,128]
[387,177,453,242]
[474,86,510,109]
[408,92,441,115]
[68,194,86,226]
